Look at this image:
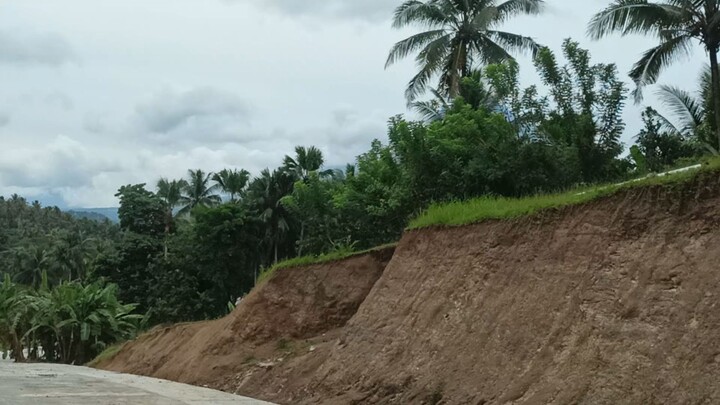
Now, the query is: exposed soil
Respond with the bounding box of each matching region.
[100,171,720,404]
[96,246,394,394]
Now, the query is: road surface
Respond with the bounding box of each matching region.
[0,360,274,404]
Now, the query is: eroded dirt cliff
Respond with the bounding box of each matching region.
[96,246,394,395]
[100,172,720,404]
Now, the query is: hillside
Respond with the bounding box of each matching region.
[67,208,119,223]
[96,167,720,404]
[94,247,395,393]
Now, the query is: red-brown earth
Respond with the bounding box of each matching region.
[98,171,720,404]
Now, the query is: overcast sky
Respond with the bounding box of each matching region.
[0,0,707,208]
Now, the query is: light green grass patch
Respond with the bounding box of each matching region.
[257,243,397,283]
[86,342,125,367]
[409,159,720,230]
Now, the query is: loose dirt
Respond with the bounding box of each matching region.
[99,171,720,404]
[96,246,394,397]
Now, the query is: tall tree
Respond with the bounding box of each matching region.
[283,146,327,181]
[386,0,544,102]
[212,169,250,202]
[156,178,187,210]
[179,169,221,215]
[588,0,720,148]
[246,169,295,265]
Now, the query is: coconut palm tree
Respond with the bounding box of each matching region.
[588,0,720,148]
[654,65,716,153]
[283,146,330,181]
[246,169,295,265]
[386,0,544,102]
[0,275,29,362]
[411,69,498,121]
[212,169,250,202]
[8,245,50,289]
[155,178,188,257]
[156,178,187,210]
[178,169,221,215]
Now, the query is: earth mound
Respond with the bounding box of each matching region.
[100,171,720,404]
[95,246,394,391]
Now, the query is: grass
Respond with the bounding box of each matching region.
[408,158,720,230]
[86,342,125,367]
[257,243,397,283]
[255,158,719,277]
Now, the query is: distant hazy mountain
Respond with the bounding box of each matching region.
[67,207,119,223]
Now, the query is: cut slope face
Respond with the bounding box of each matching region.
[100,172,720,404]
[294,172,720,404]
[96,246,394,388]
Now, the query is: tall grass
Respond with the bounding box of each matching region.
[409,159,718,230]
[256,243,397,283]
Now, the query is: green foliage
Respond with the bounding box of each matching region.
[281,172,342,256]
[588,0,720,149]
[0,196,118,289]
[335,139,414,249]
[386,0,544,101]
[116,184,167,236]
[212,169,250,202]
[0,275,142,364]
[410,159,717,229]
[179,169,222,216]
[634,107,700,172]
[532,39,628,182]
[258,243,397,283]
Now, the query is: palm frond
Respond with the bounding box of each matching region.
[495,0,545,23]
[472,36,513,64]
[392,0,448,28]
[587,0,686,40]
[486,30,542,58]
[470,5,499,30]
[386,30,448,68]
[629,33,692,102]
[700,64,711,101]
[656,84,704,133]
[410,100,446,122]
[405,35,452,101]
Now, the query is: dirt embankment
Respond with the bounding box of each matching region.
[297,172,720,404]
[101,172,720,404]
[96,246,394,394]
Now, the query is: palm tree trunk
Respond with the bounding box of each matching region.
[11,332,25,362]
[709,48,720,151]
[298,222,305,257]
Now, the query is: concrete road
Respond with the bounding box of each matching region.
[0,360,275,404]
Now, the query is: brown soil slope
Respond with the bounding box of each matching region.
[101,172,720,404]
[96,246,394,389]
[296,172,720,404]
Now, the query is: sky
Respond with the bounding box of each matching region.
[0,0,708,208]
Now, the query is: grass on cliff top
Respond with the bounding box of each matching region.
[409,158,720,230]
[256,243,397,283]
[86,343,125,367]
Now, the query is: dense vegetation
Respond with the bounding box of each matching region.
[3,0,719,363]
[0,196,132,363]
